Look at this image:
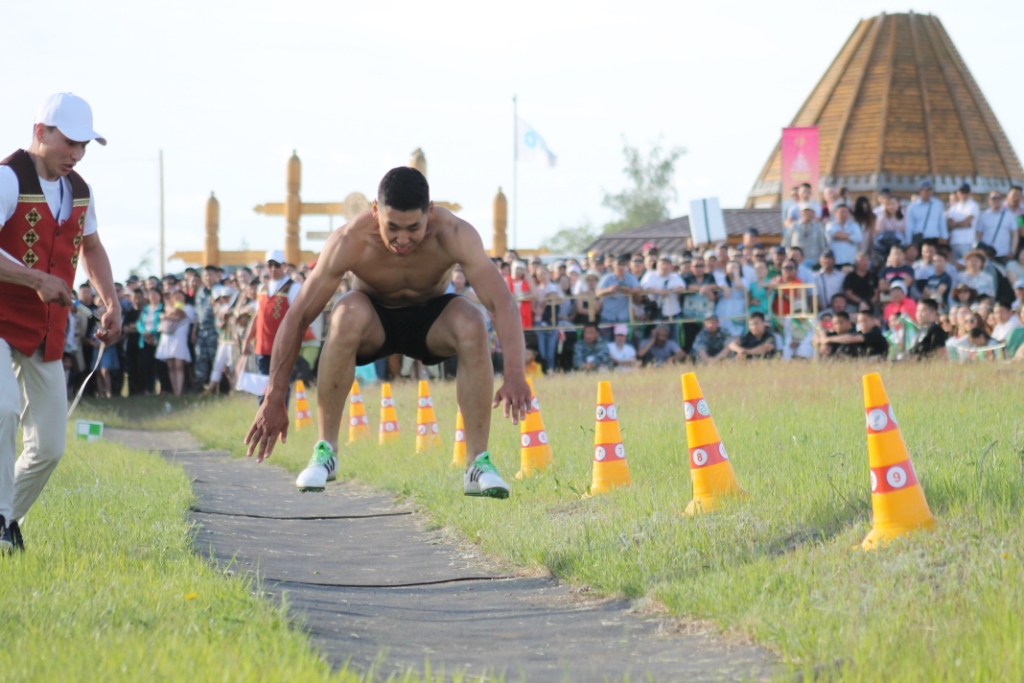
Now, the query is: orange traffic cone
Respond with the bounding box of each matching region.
[294,380,313,429]
[415,380,442,452]
[517,377,552,479]
[681,373,746,516]
[451,408,467,467]
[860,373,937,550]
[590,381,630,494]
[347,380,370,443]
[379,382,399,445]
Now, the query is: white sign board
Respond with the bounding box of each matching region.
[689,197,727,247]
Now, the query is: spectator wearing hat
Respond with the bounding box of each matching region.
[244,249,302,406]
[907,180,949,247]
[975,191,1018,262]
[607,324,638,369]
[814,250,846,311]
[691,314,733,363]
[638,324,685,366]
[957,250,996,298]
[946,183,980,261]
[825,202,862,268]
[596,255,641,338]
[883,281,917,325]
[572,322,611,372]
[782,204,828,267]
[728,312,776,360]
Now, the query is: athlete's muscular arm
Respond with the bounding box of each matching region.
[245,224,357,461]
[449,217,532,423]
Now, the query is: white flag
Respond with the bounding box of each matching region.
[516,118,557,167]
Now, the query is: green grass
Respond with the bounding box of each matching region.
[0,427,369,682]
[77,362,1024,682]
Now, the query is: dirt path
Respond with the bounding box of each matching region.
[107,428,776,682]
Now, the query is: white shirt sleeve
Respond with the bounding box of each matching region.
[287,281,302,306]
[0,166,19,228]
[83,183,98,236]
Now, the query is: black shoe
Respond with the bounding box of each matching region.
[0,516,12,555]
[9,520,23,552]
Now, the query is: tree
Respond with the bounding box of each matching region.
[541,219,599,254]
[601,139,685,234]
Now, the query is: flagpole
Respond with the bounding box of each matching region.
[512,94,518,251]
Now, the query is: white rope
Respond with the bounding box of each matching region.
[67,302,108,419]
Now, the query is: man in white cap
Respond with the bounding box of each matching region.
[0,93,119,553]
[243,249,302,406]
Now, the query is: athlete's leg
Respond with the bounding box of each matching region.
[425,298,492,468]
[316,292,386,452]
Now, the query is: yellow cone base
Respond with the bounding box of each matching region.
[348,425,370,444]
[415,433,442,452]
[860,488,938,549]
[590,459,631,495]
[684,461,747,516]
[516,446,552,479]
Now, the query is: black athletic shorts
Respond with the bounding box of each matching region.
[356,293,460,366]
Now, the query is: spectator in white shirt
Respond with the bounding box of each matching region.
[975,191,1018,261]
[907,180,949,245]
[640,255,685,321]
[826,203,863,268]
[946,183,980,262]
[607,324,638,369]
[873,188,891,221]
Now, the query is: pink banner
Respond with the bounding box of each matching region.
[781,127,819,202]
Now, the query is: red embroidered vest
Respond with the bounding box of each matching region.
[255,279,294,356]
[0,149,90,362]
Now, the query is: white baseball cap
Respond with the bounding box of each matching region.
[34,93,106,146]
[265,249,286,264]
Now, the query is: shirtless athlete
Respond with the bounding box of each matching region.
[244,167,530,499]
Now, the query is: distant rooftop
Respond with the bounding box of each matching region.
[586,208,780,254]
[748,12,1024,206]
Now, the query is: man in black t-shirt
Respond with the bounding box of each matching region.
[825,309,889,358]
[843,253,879,310]
[908,298,948,359]
[922,252,953,309]
[727,311,776,360]
[816,311,860,358]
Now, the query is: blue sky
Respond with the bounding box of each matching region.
[2,0,1019,280]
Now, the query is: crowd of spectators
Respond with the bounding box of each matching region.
[72,181,1024,397]
[483,180,1024,373]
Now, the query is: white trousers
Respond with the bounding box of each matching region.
[210,342,235,383]
[0,339,67,522]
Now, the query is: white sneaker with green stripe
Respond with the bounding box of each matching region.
[296,441,338,492]
[463,452,510,499]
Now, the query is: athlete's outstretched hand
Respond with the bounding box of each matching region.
[245,398,290,462]
[493,374,532,426]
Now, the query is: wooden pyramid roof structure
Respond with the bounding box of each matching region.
[747,12,1023,207]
